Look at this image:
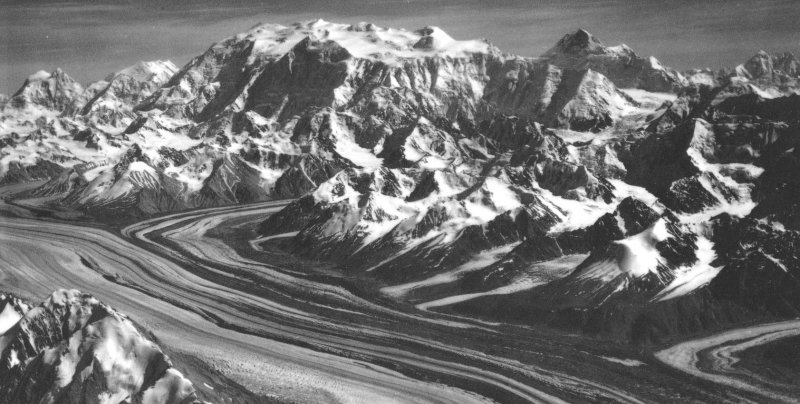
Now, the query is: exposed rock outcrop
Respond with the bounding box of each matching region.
[0,290,200,404]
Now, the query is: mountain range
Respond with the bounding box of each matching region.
[2,19,800,402]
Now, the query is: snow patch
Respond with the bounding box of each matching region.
[648,56,665,71]
[763,252,788,272]
[0,303,22,335]
[615,219,671,277]
[655,236,721,301]
[620,88,677,109]
[416,278,540,311]
[381,242,520,298]
[679,143,758,223]
[600,356,646,367]
[115,60,178,82]
[239,19,492,66]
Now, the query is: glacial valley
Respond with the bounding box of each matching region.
[1,19,800,403]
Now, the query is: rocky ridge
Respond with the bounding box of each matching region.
[0,290,200,404]
[1,20,674,218]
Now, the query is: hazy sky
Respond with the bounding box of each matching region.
[1,0,799,94]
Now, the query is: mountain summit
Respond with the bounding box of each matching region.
[545,28,605,55]
[542,28,686,92]
[1,20,660,213]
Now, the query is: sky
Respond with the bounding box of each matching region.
[1,0,799,94]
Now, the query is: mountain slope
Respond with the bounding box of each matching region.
[0,290,200,404]
[542,29,687,92]
[1,20,662,219]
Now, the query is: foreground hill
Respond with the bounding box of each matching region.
[0,290,200,404]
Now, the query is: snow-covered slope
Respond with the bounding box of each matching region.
[245,24,800,343]
[732,50,799,93]
[76,60,178,126]
[0,290,199,404]
[4,69,86,112]
[0,20,664,218]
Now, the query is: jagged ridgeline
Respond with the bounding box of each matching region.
[0,21,684,215]
[2,20,800,341]
[0,290,201,404]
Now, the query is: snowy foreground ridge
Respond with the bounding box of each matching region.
[0,290,198,404]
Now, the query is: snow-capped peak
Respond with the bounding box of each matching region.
[26,70,52,82]
[6,67,84,112]
[540,29,685,92]
[734,49,799,81]
[648,56,665,70]
[112,60,178,82]
[16,68,76,91]
[235,19,493,64]
[545,28,604,56]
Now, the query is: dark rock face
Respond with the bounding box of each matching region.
[751,146,800,230]
[0,160,64,185]
[534,159,613,201]
[244,38,353,122]
[258,194,318,236]
[0,290,199,404]
[483,61,637,131]
[542,29,686,92]
[716,93,800,123]
[195,154,269,206]
[733,50,800,92]
[615,197,662,234]
[662,173,738,213]
[481,115,545,150]
[709,215,800,315]
[77,61,178,124]
[272,155,347,199]
[136,37,262,121]
[623,120,709,196]
[50,145,188,218]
